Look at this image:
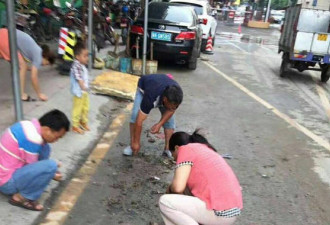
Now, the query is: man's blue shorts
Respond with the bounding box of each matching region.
[130,89,175,129]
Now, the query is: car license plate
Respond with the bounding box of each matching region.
[151,31,171,42]
[317,34,328,41]
[120,23,127,28]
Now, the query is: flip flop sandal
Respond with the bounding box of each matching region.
[9,197,43,211]
[21,95,37,102]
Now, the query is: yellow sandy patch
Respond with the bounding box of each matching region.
[91,70,140,100]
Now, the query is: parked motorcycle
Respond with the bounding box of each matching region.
[99,1,116,45]
[129,1,141,21]
[15,1,47,42]
[94,1,116,47]
[38,2,63,41]
[63,2,84,40]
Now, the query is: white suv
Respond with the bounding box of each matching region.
[170,0,217,51]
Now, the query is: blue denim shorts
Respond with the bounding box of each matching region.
[0,159,57,200]
[130,89,175,129]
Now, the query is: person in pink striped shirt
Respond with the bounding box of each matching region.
[0,109,70,211]
[159,130,243,225]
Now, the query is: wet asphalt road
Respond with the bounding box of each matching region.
[38,22,330,225]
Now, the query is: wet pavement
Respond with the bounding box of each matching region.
[1,21,330,225]
[40,22,330,225]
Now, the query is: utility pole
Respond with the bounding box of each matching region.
[88,0,93,71]
[265,0,272,22]
[142,0,148,75]
[6,0,23,121]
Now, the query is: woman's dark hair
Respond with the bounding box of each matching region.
[41,45,56,64]
[163,85,183,105]
[169,129,217,152]
[39,109,70,131]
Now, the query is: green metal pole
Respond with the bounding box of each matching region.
[6,0,23,121]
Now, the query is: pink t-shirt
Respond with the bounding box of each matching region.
[176,143,243,211]
[0,119,45,186]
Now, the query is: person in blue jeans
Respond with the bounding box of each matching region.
[0,109,70,211]
[123,74,183,157]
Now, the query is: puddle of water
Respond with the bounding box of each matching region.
[217,32,278,46]
[313,154,330,188]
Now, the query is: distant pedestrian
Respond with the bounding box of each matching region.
[123,74,183,157]
[159,130,243,225]
[0,28,56,101]
[70,42,90,134]
[0,109,70,211]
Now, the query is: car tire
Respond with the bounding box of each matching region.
[188,56,197,70]
[197,40,202,58]
[201,38,207,52]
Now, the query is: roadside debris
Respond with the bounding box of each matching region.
[201,56,209,61]
[148,138,156,143]
[221,153,233,159]
[118,142,126,147]
[151,176,160,181]
[151,190,164,195]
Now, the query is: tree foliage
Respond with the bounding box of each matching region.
[271,0,290,9]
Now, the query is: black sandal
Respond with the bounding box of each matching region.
[9,197,43,211]
[21,95,37,102]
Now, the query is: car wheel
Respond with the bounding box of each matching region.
[187,56,197,70]
[201,38,207,52]
[197,40,202,58]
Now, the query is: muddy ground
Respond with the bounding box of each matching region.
[63,122,176,225]
[45,23,330,225]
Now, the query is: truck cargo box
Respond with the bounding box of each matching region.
[279,5,330,62]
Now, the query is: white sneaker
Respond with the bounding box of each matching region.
[123,146,133,156]
[162,150,172,158]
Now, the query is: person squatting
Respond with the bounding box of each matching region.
[0,70,242,224]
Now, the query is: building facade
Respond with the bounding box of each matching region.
[297,0,330,10]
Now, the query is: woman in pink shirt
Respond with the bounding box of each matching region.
[159,130,243,225]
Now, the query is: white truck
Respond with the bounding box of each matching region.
[278,4,330,82]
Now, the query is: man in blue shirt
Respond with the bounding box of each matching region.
[123,74,183,157]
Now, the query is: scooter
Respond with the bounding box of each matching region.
[94,2,116,47]
[15,1,46,42]
[99,1,116,45]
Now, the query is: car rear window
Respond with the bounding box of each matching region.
[142,3,194,24]
[172,2,203,15]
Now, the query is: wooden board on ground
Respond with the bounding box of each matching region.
[91,70,139,100]
[248,21,270,29]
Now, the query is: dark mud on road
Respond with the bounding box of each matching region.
[65,127,175,225]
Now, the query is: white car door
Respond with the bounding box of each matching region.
[206,3,217,37]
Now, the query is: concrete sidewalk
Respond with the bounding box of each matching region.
[0,43,128,225]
